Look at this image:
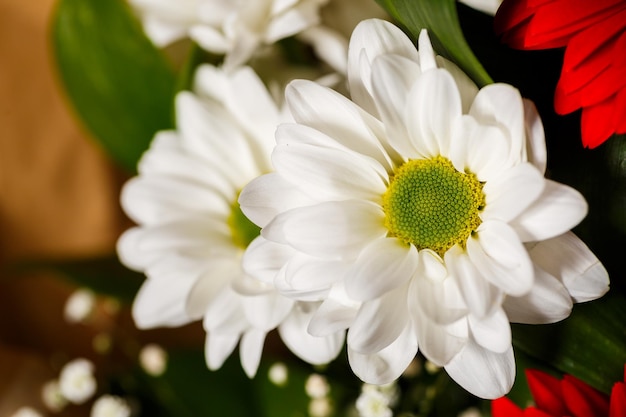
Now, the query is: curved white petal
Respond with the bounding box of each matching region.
[348,285,410,354]
[469,84,525,167]
[279,253,348,300]
[446,245,502,319]
[523,99,547,175]
[413,312,467,366]
[481,163,545,223]
[185,257,241,319]
[308,295,359,337]
[347,19,420,117]
[345,237,418,301]
[284,80,393,170]
[503,263,573,324]
[242,236,295,285]
[435,56,479,113]
[240,328,267,378]
[262,200,387,260]
[348,324,418,385]
[117,228,155,271]
[527,232,609,302]
[370,54,422,159]
[467,221,534,296]
[509,180,588,242]
[444,338,515,399]
[203,287,248,334]
[406,69,462,158]
[278,303,345,364]
[205,332,240,371]
[242,291,294,331]
[410,250,468,324]
[239,173,315,228]
[272,141,387,202]
[468,308,511,353]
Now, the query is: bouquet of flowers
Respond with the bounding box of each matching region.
[9,0,625,416]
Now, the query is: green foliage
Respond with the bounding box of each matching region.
[51,0,177,172]
[375,0,493,86]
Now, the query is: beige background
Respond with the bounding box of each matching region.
[0,0,202,415]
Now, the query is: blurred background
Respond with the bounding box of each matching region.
[0,1,203,415]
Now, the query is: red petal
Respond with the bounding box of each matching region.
[492,397,524,417]
[526,408,559,417]
[562,375,610,417]
[526,369,567,415]
[581,96,618,148]
[610,382,626,417]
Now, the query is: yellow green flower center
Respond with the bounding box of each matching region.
[228,195,261,249]
[382,156,484,257]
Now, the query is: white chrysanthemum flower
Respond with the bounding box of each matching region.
[41,379,68,412]
[10,407,44,417]
[118,64,343,377]
[356,388,393,417]
[90,395,131,417]
[59,358,97,404]
[129,0,328,69]
[64,288,96,323]
[239,18,610,399]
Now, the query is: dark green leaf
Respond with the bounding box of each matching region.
[512,291,626,394]
[51,0,177,171]
[375,0,493,86]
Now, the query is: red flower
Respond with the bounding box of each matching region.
[491,367,626,417]
[494,0,626,148]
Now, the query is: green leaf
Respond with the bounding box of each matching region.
[51,0,177,172]
[512,291,626,394]
[375,0,493,87]
[13,255,144,302]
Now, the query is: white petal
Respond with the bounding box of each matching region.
[185,258,241,319]
[117,228,154,271]
[467,221,534,296]
[469,84,525,167]
[468,308,511,353]
[239,173,315,228]
[481,163,545,223]
[272,141,387,201]
[348,324,418,385]
[347,19,420,116]
[370,54,422,159]
[284,81,393,170]
[523,99,547,174]
[509,180,588,242]
[262,200,387,260]
[406,69,462,158]
[528,232,609,303]
[435,57,479,113]
[410,251,468,324]
[450,115,511,181]
[345,237,418,301]
[417,29,437,71]
[348,285,410,354]
[189,26,231,54]
[503,263,573,324]
[446,246,502,318]
[413,313,467,366]
[444,338,515,399]
[265,1,321,42]
[203,287,248,334]
[240,328,267,378]
[298,26,348,74]
[278,303,345,364]
[242,291,294,331]
[242,236,294,285]
[279,253,348,300]
[308,296,359,337]
[205,332,240,370]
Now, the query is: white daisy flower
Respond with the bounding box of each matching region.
[239,19,610,399]
[58,358,97,404]
[118,64,343,377]
[129,0,328,69]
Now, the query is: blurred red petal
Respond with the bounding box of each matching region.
[526,369,567,415]
[492,397,525,417]
[610,381,626,417]
[562,375,610,417]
